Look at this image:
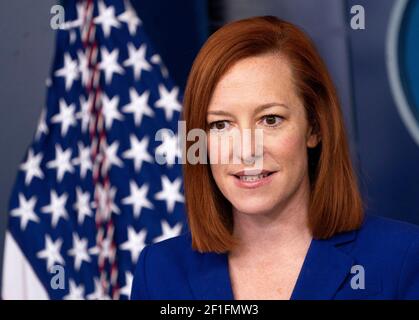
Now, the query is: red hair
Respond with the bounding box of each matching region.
[181,16,364,253]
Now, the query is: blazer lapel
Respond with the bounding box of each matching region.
[290,230,358,300]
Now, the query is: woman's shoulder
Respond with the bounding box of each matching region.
[130,232,207,299]
[351,214,419,267]
[358,213,419,244]
[146,231,193,252]
[135,231,199,276]
[350,214,419,299]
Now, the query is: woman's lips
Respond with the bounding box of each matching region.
[231,171,277,189]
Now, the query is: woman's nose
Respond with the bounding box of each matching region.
[232,127,264,166]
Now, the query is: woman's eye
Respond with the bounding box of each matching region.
[261,115,283,127]
[209,121,230,131]
[209,116,282,131]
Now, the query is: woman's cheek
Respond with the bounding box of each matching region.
[210,163,229,194]
[207,133,234,165]
[266,127,307,161]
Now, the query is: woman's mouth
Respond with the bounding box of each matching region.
[231,170,277,189]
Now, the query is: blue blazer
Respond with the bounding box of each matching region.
[131,214,419,300]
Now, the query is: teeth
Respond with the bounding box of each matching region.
[239,173,269,182]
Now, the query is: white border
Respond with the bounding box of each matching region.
[386,0,419,146]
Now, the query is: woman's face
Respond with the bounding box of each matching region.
[206,53,318,216]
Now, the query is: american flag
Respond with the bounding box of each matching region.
[2,0,186,299]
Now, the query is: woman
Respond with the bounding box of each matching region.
[131,16,419,300]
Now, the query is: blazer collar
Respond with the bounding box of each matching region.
[290,230,357,299]
[187,229,358,300]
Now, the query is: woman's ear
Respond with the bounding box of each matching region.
[306,126,321,148]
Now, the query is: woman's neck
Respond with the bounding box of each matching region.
[230,180,312,257]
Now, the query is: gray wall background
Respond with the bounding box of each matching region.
[0,0,56,289]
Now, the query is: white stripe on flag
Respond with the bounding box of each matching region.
[2,231,49,300]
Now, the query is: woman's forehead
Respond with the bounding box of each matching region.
[208,55,297,112]
[220,54,292,83]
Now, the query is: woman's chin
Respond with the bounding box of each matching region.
[230,201,277,217]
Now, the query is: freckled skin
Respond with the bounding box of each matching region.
[207,53,318,217]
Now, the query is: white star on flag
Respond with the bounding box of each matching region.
[74,2,85,29]
[51,99,77,137]
[46,144,74,182]
[119,226,147,264]
[118,0,141,36]
[102,93,124,129]
[63,280,85,300]
[99,47,124,84]
[69,29,77,44]
[10,193,39,231]
[151,54,169,78]
[68,233,91,271]
[54,53,79,91]
[119,271,134,298]
[94,0,121,37]
[122,88,154,126]
[45,77,52,87]
[76,95,93,133]
[37,235,65,270]
[97,235,116,263]
[72,142,92,179]
[77,50,90,87]
[20,149,44,185]
[101,140,123,173]
[121,180,154,218]
[92,185,120,221]
[122,134,153,172]
[155,84,182,121]
[123,43,151,80]
[41,190,69,228]
[87,278,110,300]
[105,186,121,217]
[73,187,93,225]
[61,1,84,30]
[153,220,183,243]
[35,108,49,140]
[154,176,184,213]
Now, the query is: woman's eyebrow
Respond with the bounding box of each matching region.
[254,102,289,114]
[207,102,288,116]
